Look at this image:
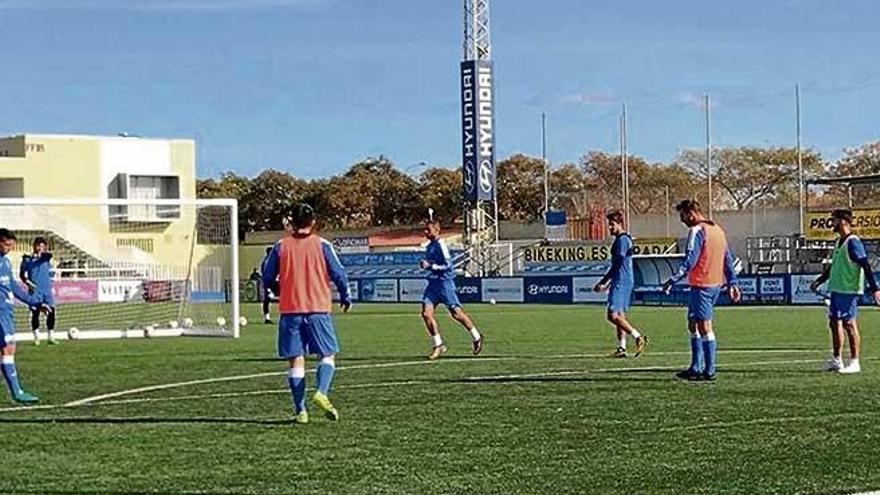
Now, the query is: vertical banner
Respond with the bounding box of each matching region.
[461,59,496,202]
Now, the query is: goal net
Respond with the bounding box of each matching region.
[0,199,240,340]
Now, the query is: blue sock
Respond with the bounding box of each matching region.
[1,356,22,397]
[702,333,717,376]
[689,333,704,374]
[287,367,306,414]
[316,358,336,395]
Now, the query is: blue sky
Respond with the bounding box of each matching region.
[1,0,879,178]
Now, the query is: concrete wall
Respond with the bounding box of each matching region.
[0,134,212,269]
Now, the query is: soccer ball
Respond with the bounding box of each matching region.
[168,320,179,329]
[216,316,227,327]
[144,325,156,338]
[239,316,248,327]
[67,327,80,340]
[182,318,194,329]
[489,298,497,305]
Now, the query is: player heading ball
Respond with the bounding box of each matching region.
[262,204,352,424]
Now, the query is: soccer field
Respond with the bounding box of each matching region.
[3,303,880,494]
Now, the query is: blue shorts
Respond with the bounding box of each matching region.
[828,292,860,321]
[277,313,339,359]
[423,280,461,309]
[688,286,722,322]
[607,286,633,314]
[31,290,53,310]
[0,313,15,347]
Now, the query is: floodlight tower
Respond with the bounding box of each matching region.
[460,0,499,276]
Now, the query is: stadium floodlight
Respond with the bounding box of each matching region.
[0,198,240,341]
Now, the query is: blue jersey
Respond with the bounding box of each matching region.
[609,233,634,288]
[424,239,455,281]
[20,252,53,297]
[0,254,43,315]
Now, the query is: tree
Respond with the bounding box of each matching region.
[828,142,880,207]
[496,154,545,221]
[419,167,462,224]
[241,169,308,232]
[196,173,252,240]
[675,146,825,210]
[323,157,423,229]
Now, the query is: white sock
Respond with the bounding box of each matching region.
[848,358,859,366]
[33,329,40,340]
[432,334,443,347]
[618,337,627,349]
[468,328,481,342]
[47,330,54,339]
[264,313,270,320]
[630,329,641,339]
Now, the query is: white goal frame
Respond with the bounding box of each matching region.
[0,197,240,340]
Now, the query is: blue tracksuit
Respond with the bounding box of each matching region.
[20,252,54,306]
[606,233,635,313]
[422,238,460,308]
[1,253,44,346]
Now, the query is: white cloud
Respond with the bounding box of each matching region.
[562,93,617,106]
[0,0,328,11]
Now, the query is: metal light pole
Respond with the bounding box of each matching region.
[542,111,549,215]
[620,103,630,228]
[665,185,670,237]
[796,84,804,235]
[705,94,713,219]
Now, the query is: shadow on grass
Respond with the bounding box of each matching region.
[0,416,295,426]
[13,492,240,495]
[448,376,671,384]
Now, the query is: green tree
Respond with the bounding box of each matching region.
[419,167,462,224]
[241,169,308,231]
[324,157,422,228]
[497,154,545,221]
[828,142,880,207]
[675,146,825,210]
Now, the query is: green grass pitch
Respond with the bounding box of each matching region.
[3,303,880,494]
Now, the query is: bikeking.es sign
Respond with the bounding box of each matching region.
[460,59,496,203]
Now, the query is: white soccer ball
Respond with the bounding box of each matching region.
[182,318,194,329]
[823,297,831,307]
[144,325,156,338]
[216,316,227,327]
[67,327,80,340]
[168,320,179,329]
[489,298,497,305]
[239,316,248,327]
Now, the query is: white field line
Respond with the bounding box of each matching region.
[61,348,822,408]
[0,350,833,415]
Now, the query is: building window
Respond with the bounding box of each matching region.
[109,174,180,222]
[0,178,23,198]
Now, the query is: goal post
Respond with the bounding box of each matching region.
[0,198,240,340]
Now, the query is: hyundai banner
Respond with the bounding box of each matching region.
[524,276,573,304]
[461,59,496,202]
[455,277,482,304]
